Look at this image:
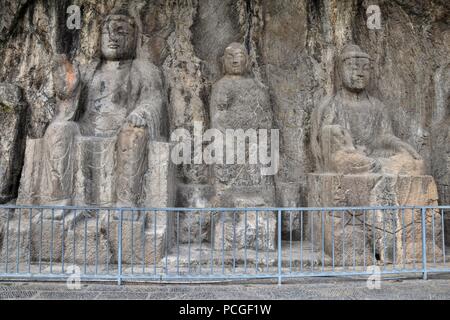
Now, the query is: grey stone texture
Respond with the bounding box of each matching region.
[213,196,277,252]
[0,83,27,204]
[276,182,303,240]
[431,64,450,245]
[63,216,112,267]
[308,174,442,266]
[175,184,215,244]
[0,1,449,269]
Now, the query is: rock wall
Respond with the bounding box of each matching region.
[0,0,449,206]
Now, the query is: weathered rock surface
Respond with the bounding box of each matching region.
[0,0,449,269]
[214,194,276,252]
[176,184,214,244]
[108,217,167,265]
[276,182,303,240]
[0,83,27,203]
[431,65,450,245]
[64,216,112,267]
[1,0,447,208]
[0,210,30,266]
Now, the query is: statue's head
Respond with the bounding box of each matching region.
[222,43,249,76]
[101,8,137,61]
[339,44,372,92]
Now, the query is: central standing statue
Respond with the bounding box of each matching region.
[210,43,276,251]
[18,8,166,212]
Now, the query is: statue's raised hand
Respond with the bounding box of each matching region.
[52,54,80,100]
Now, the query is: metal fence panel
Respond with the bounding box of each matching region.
[0,205,448,284]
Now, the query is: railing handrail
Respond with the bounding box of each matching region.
[0,203,448,285]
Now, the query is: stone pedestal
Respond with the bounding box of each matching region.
[275,182,302,240]
[62,212,171,267]
[6,141,175,266]
[213,188,277,252]
[307,174,442,266]
[0,215,65,268]
[64,216,112,266]
[0,210,30,267]
[176,184,214,244]
[30,218,64,263]
[108,216,167,265]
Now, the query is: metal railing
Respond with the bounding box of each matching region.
[0,204,449,285]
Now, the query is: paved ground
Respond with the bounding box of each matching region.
[0,273,450,300]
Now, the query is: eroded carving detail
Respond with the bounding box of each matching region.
[210,43,276,251]
[311,45,424,176]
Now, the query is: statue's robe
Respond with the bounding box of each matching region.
[65,59,164,139]
[210,75,273,191]
[209,75,277,251]
[311,90,421,174]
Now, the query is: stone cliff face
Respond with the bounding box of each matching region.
[0,0,449,207]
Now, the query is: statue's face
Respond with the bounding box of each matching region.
[341,58,371,92]
[101,16,136,61]
[223,46,248,75]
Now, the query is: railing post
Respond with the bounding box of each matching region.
[118,209,123,286]
[277,209,282,286]
[421,207,428,280]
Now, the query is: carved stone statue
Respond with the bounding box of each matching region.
[0,83,27,204]
[210,42,274,191]
[311,44,424,175]
[18,9,165,212]
[308,44,441,266]
[210,43,276,251]
[9,8,174,265]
